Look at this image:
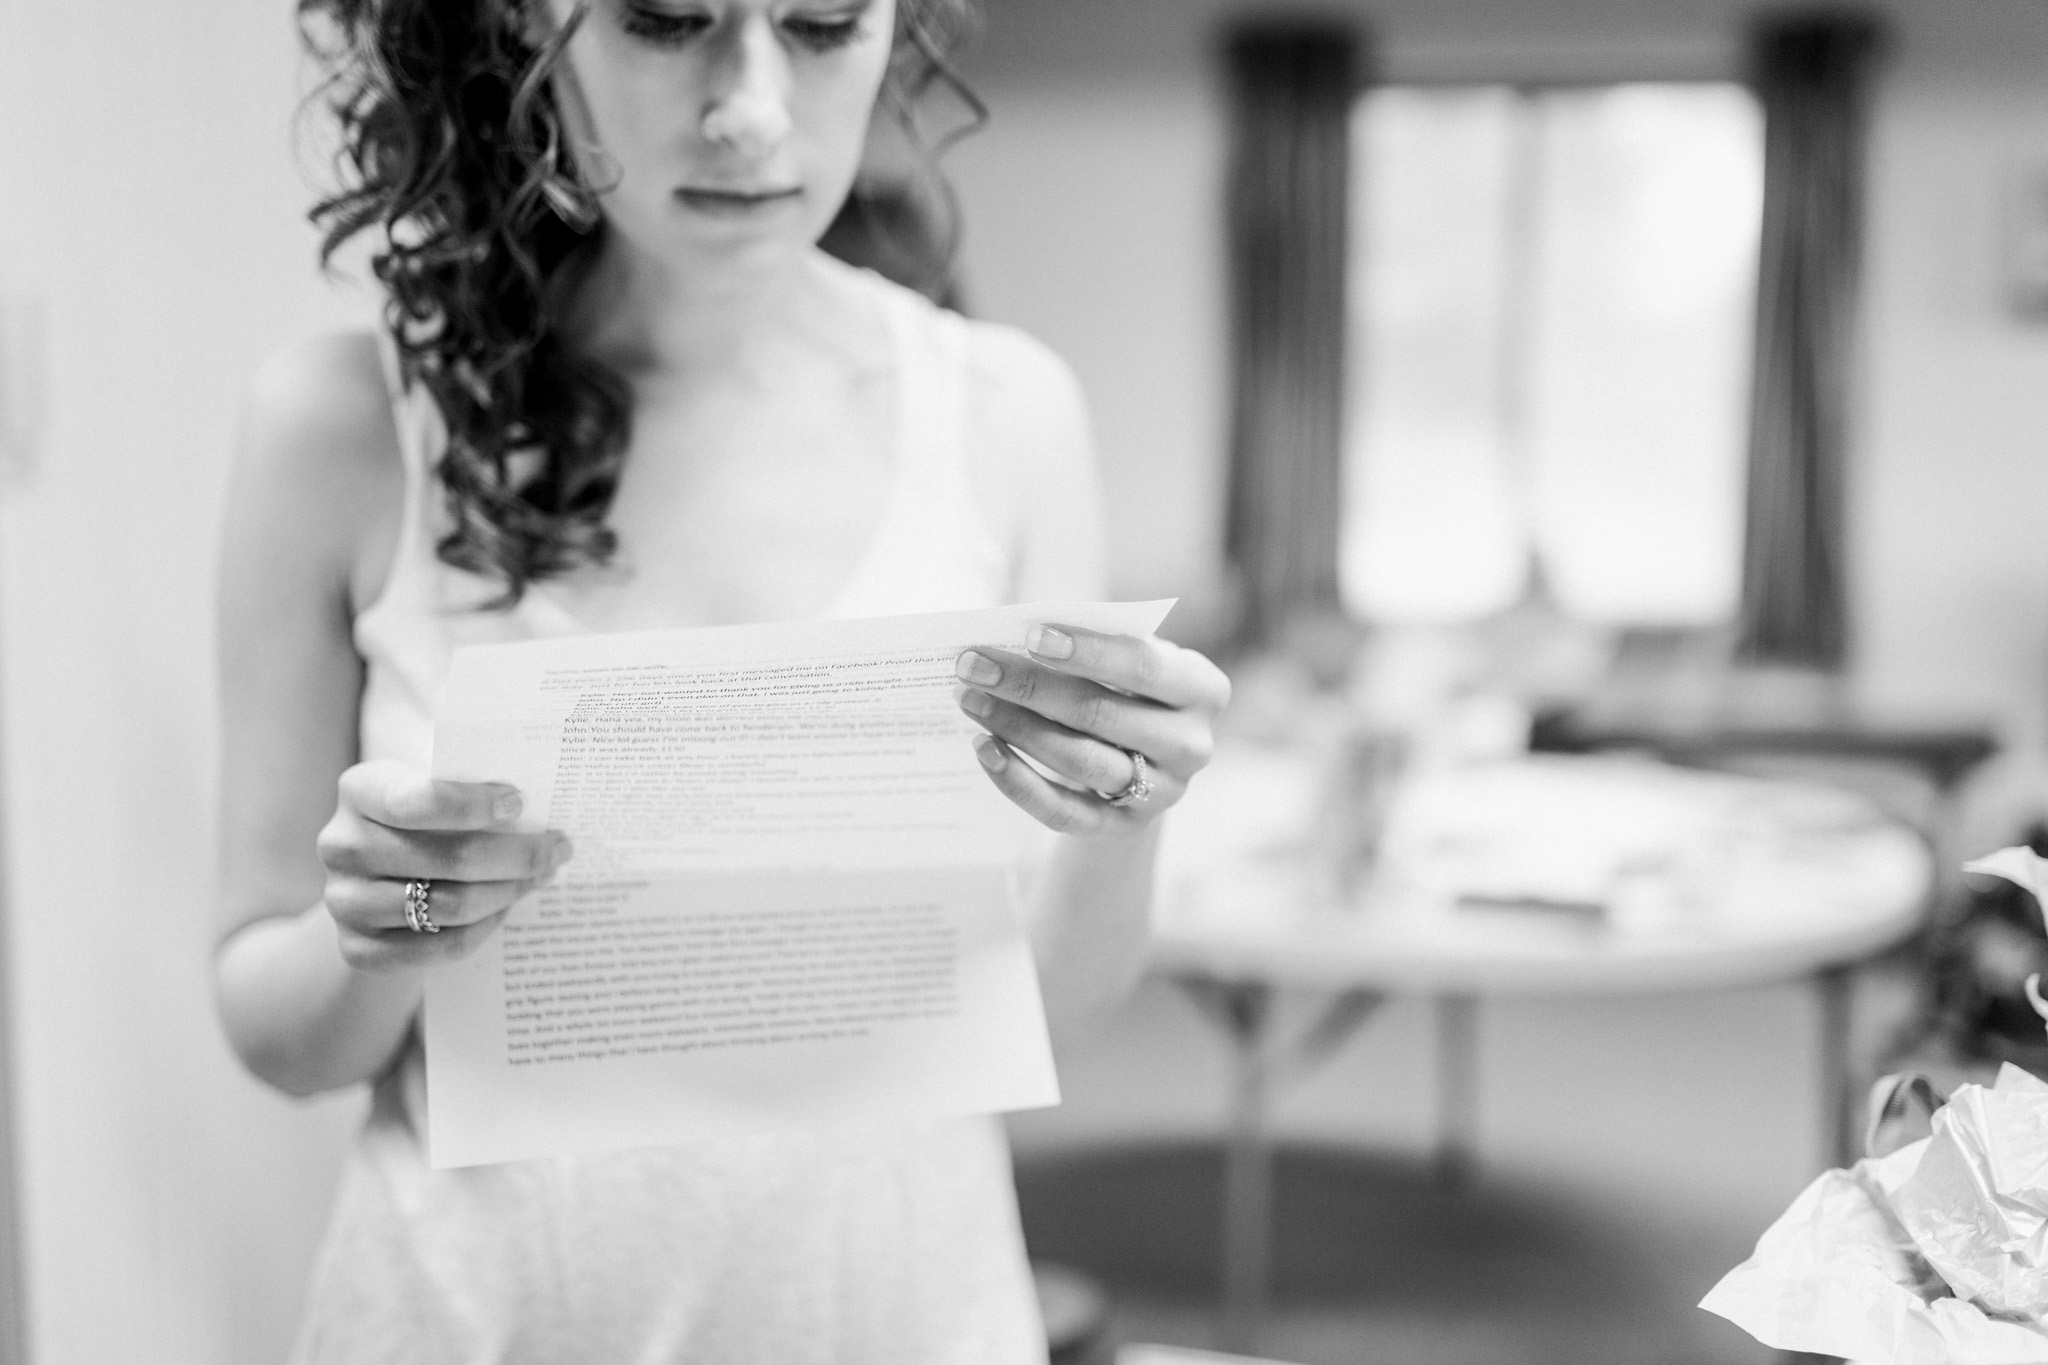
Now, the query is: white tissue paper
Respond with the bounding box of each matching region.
[1963,846,2048,911]
[1700,845,2048,1362]
[1701,1111,2048,1363]
[1893,1066,2048,1322]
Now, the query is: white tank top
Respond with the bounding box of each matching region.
[290,266,1045,1365]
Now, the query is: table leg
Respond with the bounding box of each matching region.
[1219,984,1275,1355]
[1172,977,1384,1355]
[1435,994,1479,1190]
[1817,966,1855,1169]
[1170,976,1277,1351]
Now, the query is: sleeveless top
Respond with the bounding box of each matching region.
[289,264,1047,1365]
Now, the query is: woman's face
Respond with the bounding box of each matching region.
[546,0,898,268]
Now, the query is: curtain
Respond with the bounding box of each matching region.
[1736,9,1886,668]
[1221,20,1363,650]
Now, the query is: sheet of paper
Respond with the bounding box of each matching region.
[424,599,1175,1167]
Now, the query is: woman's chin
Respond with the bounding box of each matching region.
[609,210,819,274]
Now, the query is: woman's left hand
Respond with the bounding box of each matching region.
[954,624,1231,835]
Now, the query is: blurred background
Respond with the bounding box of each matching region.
[3,0,2048,1362]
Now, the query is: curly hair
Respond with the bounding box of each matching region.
[299,0,983,605]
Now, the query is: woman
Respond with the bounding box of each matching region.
[212,0,1228,1359]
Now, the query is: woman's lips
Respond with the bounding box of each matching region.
[674,187,803,216]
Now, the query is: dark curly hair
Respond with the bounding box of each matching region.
[299,0,983,605]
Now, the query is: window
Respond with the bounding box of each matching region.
[1340,83,1764,627]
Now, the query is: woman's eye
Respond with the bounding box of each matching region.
[782,15,863,52]
[619,5,714,46]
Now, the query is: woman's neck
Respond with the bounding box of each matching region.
[568,232,835,381]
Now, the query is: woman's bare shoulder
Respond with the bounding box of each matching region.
[960,318,1094,494]
[960,319,1089,434]
[226,330,404,612]
[958,318,1106,601]
[239,330,398,499]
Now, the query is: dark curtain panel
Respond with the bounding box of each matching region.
[1221,20,1363,650]
[1736,10,1886,668]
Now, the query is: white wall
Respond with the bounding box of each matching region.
[0,3,370,1362]
[955,0,2048,725]
[1857,68,2048,727]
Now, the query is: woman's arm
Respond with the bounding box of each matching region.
[214,332,421,1095]
[213,334,563,1096]
[959,326,1229,1045]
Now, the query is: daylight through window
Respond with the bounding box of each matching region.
[1341,82,1764,626]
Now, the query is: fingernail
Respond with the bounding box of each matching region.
[957,686,993,718]
[956,651,1001,686]
[974,735,1008,773]
[549,835,574,869]
[494,789,523,822]
[1027,626,1074,660]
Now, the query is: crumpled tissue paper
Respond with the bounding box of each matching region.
[1893,1066,2048,1322]
[1699,845,2048,1362]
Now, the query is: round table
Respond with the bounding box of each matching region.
[1149,747,1934,1353]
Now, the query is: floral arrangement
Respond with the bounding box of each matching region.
[1703,847,2048,1364]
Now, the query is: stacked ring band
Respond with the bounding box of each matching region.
[1101,749,1155,808]
[403,879,440,934]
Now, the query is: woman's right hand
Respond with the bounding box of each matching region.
[316,759,572,972]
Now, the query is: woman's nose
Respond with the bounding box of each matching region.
[699,18,794,155]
